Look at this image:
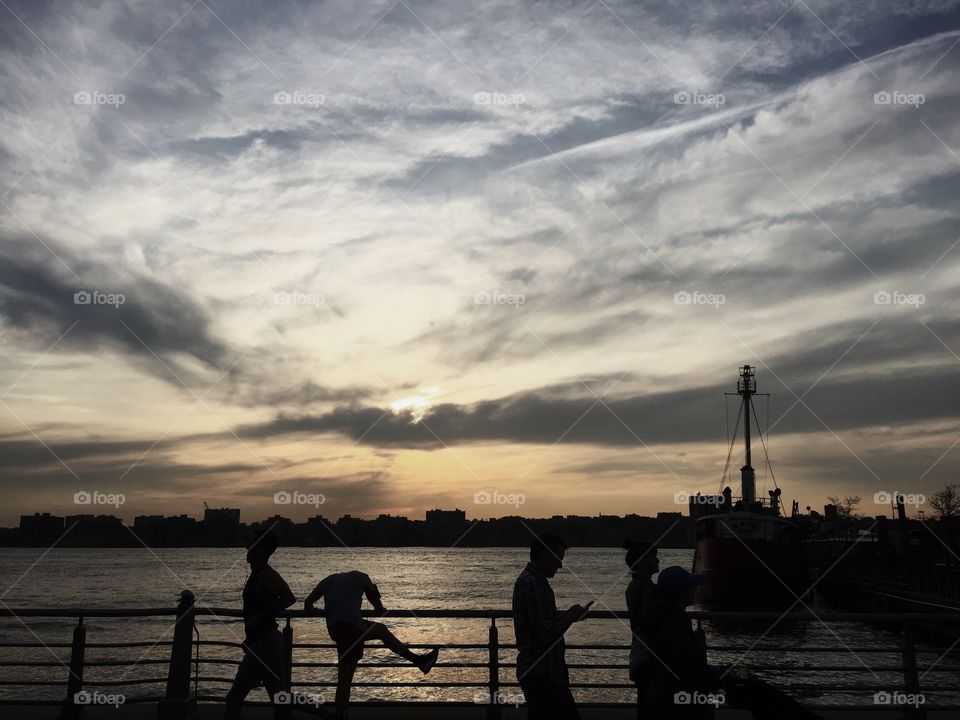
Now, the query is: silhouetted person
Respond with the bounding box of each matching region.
[623,539,660,719]
[643,566,718,720]
[224,530,296,720]
[304,570,439,720]
[513,533,592,720]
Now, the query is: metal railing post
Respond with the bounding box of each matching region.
[283,617,294,690]
[159,590,197,718]
[487,617,501,720]
[61,616,86,720]
[901,623,925,720]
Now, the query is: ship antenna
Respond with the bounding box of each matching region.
[750,395,778,491]
[718,399,742,494]
[724,365,769,506]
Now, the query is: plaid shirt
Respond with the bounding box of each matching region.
[512,562,568,685]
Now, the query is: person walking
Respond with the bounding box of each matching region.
[223,530,296,720]
[512,532,593,720]
[623,538,660,719]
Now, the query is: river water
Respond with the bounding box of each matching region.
[0,546,949,708]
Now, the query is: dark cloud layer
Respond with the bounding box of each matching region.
[0,235,231,377]
[234,361,960,448]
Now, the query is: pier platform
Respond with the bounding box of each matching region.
[6,703,960,719]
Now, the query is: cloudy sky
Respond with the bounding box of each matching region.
[1,0,959,526]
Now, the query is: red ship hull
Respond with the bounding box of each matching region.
[693,515,809,607]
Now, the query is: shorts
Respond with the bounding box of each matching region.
[328,620,372,664]
[229,628,287,698]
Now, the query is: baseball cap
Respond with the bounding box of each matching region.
[657,565,705,594]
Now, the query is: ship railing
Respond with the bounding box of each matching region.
[1,605,960,718]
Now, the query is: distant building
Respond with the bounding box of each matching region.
[305,515,334,545]
[134,514,197,546]
[63,514,129,546]
[425,508,467,545]
[201,507,241,546]
[252,515,296,545]
[18,513,64,547]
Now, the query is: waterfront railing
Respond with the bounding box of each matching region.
[1,599,959,719]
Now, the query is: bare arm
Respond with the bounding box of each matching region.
[543,601,593,643]
[303,579,325,612]
[514,579,592,648]
[243,568,295,639]
[260,568,296,612]
[363,576,386,614]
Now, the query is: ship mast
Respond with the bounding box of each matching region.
[738,365,757,506]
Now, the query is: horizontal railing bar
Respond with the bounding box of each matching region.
[0,608,179,617]
[87,642,172,648]
[288,642,487,650]
[69,678,168,686]
[290,661,488,669]
[705,646,904,653]
[0,680,69,686]
[4,607,960,622]
[193,640,243,648]
[0,696,168,705]
[63,659,170,667]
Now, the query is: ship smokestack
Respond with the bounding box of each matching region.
[741,465,756,505]
[895,493,907,523]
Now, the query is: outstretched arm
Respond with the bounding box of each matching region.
[303,578,325,612]
[363,575,386,615]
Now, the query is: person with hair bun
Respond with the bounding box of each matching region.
[224,530,296,719]
[623,538,660,719]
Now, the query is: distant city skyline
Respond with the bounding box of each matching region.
[9,505,693,548]
[2,2,959,527]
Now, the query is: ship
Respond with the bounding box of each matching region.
[691,365,809,607]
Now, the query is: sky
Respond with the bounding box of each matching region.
[1,0,959,527]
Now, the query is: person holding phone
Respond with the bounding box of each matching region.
[512,532,592,720]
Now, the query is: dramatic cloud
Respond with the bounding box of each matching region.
[1,0,959,523]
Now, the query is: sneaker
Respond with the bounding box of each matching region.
[418,647,439,673]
